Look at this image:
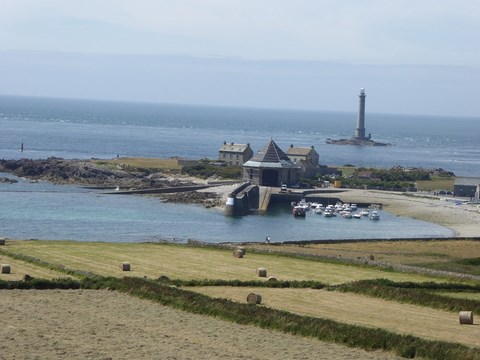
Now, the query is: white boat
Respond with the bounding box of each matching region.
[342,212,353,219]
[314,208,323,214]
[369,210,380,220]
[359,210,370,217]
[353,213,362,219]
[292,206,306,217]
[351,204,358,211]
[323,210,333,217]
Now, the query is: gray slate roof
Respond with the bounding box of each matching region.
[455,177,480,186]
[286,147,314,156]
[219,143,250,153]
[243,140,299,169]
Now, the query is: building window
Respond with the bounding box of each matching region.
[223,153,226,158]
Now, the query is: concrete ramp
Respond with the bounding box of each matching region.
[259,186,272,212]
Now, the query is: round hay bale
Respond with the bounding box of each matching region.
[246,292,262,304]
[0,238,6,245]
[121,262,131,271]
[256,267,267,277]
[459,311,474,324]
[236,246,246,255]
[158,275,170,282]
[1,264,11,274]
[233,249,244,258]
[267,276,278,282]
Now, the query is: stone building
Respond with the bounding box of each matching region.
[242,140,300,186]
[454,177,480,198]
[285,145,320,178]
[218,142,253,166]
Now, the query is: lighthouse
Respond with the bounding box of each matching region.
[354,88,368,140]
[325,88,389,146]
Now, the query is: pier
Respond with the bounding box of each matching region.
[225,183,381,216]
[103,184,220,195]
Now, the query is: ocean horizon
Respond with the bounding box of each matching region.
[1,94,480,177]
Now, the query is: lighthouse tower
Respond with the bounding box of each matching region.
[354,88,368,140]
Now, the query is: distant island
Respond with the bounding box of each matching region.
[327,88,391,146]
[326,137,390,146]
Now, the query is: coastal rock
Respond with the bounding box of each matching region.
[0,177,17,184]
[0,158,192,189]
[159,191,223,208]
[0,158,220,208]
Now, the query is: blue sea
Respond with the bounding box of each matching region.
[1,95,478,242]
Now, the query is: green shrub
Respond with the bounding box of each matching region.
[181,161,241,179]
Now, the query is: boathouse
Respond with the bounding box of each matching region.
[218,142,253,166]
[242,140,301,186]
[286,145,320,178]
[454,177,480,198]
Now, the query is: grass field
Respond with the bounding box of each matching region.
[247,239,480,274]
[94,157,182,170]
[189,286,480,347]
[0,240,461,284]
[2,239,480,359]
[0,255,69,280]
[416,177,455,192]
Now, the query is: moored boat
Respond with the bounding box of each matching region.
[359,210,370,217]
[292,206,306,217]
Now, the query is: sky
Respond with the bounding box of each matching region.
[0,0,479,116]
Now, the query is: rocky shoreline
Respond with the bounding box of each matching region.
[0,158,222,208]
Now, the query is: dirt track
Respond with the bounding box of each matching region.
[0,289,402,360]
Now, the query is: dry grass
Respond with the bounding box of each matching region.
[416,177,455,192]
[3,240,480,356]
[247,239,480,267]
[0,240,452,284]
[189,286,480,348]
[95,157,182,170]
[0,256,68,280]
[0,289,403,360]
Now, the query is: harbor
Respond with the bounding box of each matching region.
[0,173,455,243]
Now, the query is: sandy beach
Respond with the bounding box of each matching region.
[336,189,480,237]
[0,289,402,360]
[203,185,480,238]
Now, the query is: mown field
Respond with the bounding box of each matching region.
[247,239,480,275]
[0,240,465,283]
[1,239,480,359]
